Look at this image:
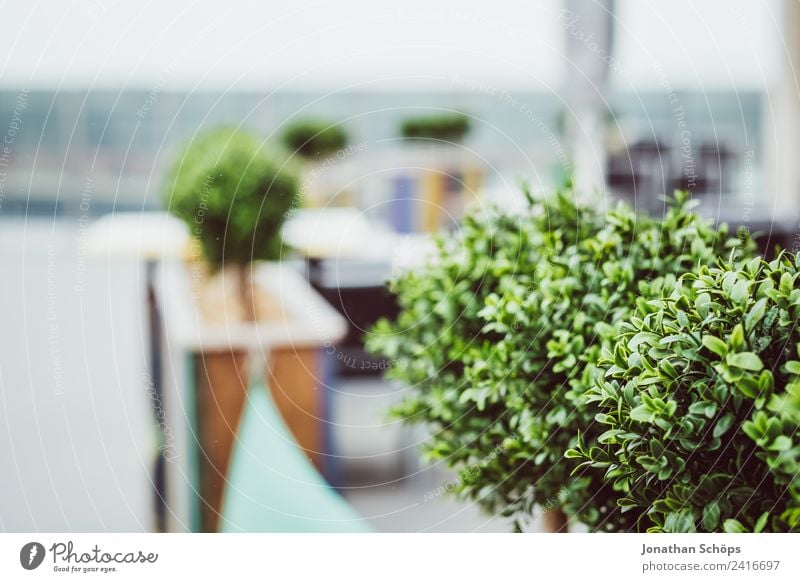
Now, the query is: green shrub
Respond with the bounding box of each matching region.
[474,191,754,530]
[367,186,591,525]
[165,126,299,268]
[369,188,755,531]
[571,253,800,532]
[281,119,348,160]
[400,112,471,143]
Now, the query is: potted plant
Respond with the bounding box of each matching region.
[400,112,471,144]
[281,118,348,162]
[166,126,298,320]
[572,253,800,532]
[473,191,755,532]
[369,186,756,531]
[392,112,480,233]
[161,126,348,531]
[279,118,353,208]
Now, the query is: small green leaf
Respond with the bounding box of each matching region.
[659,359,678,379]
[730,324,745,351]
[737,376,760,398]
[783,361,800,375]
[745,297,767,331]
[723,518,747,533]
[768,435,792,451]
[702,335,728,357]
[726,352,764,372]
[780,272,794,295]
[742,420,762,441]
[731,279,749,304]
[630,405,653,423]
[649,439,665,457]
[713,413,735,437]
[754,511,769,533]
[689,401,717,418]
[702,502,720,530]
[664,510,697,533]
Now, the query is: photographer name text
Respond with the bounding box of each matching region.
[641,543,741,556]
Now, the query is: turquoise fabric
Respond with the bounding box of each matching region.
[220,374,372,533]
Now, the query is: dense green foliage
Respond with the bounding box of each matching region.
[281,119,348,160]
[400,112,471,143]
[572,253,800,532]
[369,187,756,531]
[472,192,752,531]
[368,188,573,525]
[165,127,299,267]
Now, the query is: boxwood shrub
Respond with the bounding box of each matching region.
[400,112,471,143]
[369,188,755,531]
[572,253,800,532]
[281,119,348,160]
[165,126,298,268]
[473,191,753,530]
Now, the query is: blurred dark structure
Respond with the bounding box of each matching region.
[607,138,737,211]
[305,257,399,379]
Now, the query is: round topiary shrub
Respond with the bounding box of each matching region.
[281,119,348,161]
[369,187,755,531]
[164,126,299,319]
[572,253,800,532]
[400,112,471,143]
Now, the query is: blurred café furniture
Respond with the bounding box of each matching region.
[90,212,360,532]
[86,212,190,532]
[282,209,434,485]
[606,137,738,207]
[606,137,795,256]
[157,254,349,531]
[220,358,371,532]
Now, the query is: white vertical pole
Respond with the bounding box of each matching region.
[562,0,615,195]
[763,0,800,222]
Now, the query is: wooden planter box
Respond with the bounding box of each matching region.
[157,260,347,532]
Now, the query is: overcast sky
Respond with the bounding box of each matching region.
[0,0,785,92]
